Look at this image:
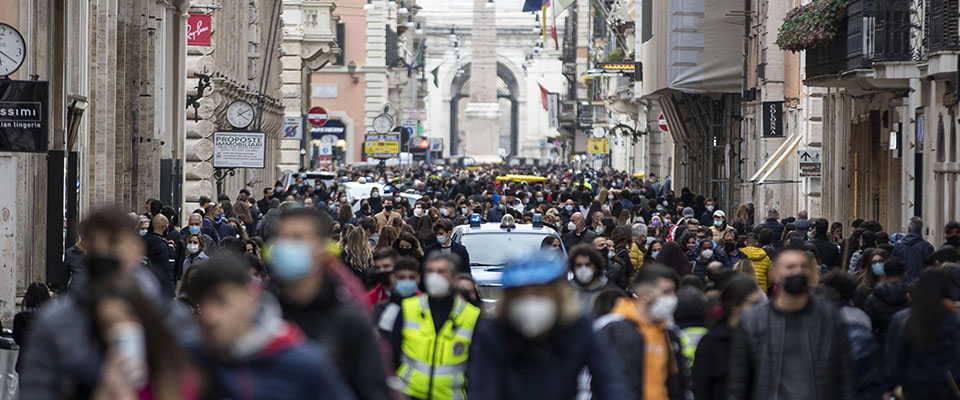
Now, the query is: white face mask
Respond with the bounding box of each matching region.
[508,295,558,339]
[701,249,714,260]
[414,208,423,217]
[424,273,451,297]
[649,294,678,322]
[186,243,200,254]
[706,205,714,212]
[574,266,595,285]
[567,222,577,232]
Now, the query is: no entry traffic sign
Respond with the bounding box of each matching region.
[308,106,328,127]
[658,113,669,132]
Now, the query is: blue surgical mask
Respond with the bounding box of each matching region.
[436,235,449,245]
[537,197,544,203]
[139,229,148,236]
[807,231,814,239]
[714,220,723,227]
[564,205,573,212]
[188,226,201,235]
[871,262,885,276]
[395,279,419,298]
[268,239,314,282]
[461,208,468,215]
[607,250,616,259]
[651,251,659,259]
[276,186,283,192]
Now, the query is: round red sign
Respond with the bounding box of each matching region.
[308,106,328,127]
[658,113,669,132]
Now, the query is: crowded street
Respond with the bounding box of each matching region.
[2,0,960,399]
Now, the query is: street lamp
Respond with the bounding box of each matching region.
[388,0,397,8]
[415,23,424,35]
[485,0,495,8]
[363,0,374,10]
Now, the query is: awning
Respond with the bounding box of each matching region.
[749,133,802,184]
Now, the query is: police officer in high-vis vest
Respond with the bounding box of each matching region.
[384,252,480,400]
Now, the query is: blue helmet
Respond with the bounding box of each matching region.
[382,185,394,194]
[501,251,566,288]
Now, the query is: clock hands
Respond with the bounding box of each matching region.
[0,50,18,63]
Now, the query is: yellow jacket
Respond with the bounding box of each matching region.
[629,242,645,270]
[742,246,771,290]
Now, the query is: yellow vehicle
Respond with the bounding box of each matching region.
[495,174,548,183]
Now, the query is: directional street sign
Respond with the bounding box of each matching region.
[798,149,822,177]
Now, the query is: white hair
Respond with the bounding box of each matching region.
[632,223,648,237]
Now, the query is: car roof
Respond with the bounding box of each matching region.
[453,222,561,236]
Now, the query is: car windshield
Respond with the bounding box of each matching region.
[459,232,556,265]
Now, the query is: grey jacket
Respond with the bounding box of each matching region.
[728,294,856,400]
[18,267,202,400]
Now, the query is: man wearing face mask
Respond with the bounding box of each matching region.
[20,207,201,399]
[568,245,617,314]
[268,208,391,400]
[563,212,599,251]
[467,252,630,400]
[728,246,855,400]
[366,249,399,305]
[423,218,471,274]
[594,265,686,400]
[375,256,422,334]
[384,253,480,400]
[374,197,402,231]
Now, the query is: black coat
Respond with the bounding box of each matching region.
[728,295,856,400]
[63,245,86,292]
[810,237,842,269]
[422,241,471,275]
[143,232,175,298]
[864,281,909,346]
[756,218,785,242]
[563,229,598,251]
[467,316,632,400]
[276,275,390,400]
[692,323,734,400]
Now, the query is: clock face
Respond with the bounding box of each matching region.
[0,23,26,77]
[373,114,394,133]
[226,100,255,129]
[592,127,606,138]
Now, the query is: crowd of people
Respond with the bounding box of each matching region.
[9,164,960,400]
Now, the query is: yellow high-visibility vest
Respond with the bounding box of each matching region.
[397,294,480,400]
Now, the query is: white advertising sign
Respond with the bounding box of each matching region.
[213,132,266,168]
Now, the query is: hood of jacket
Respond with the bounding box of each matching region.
[901,232,923,246]
[228,291,300,360]
[872,281,909,306]
[742,246,767,262]
[610,297,648,328]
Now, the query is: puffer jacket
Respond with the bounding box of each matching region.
[629,242,645,270]
[864,281,909,344]
[728,295,856,400]
[741,246,771,290]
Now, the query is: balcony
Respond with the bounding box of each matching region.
[805,0,919,86]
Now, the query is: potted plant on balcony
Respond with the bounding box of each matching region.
[775,0,847,52]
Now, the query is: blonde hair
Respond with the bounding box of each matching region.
[344,228,373,272]
[733,259,756,282]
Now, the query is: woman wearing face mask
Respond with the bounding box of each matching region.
[467,253,632,400]
[393,233,424,262]
[707,210,736,243]
[643,239,664,266]
[691,240,720,278]
[181,233,209,276]
[568,245,618,315]
[368,188,383,214]
[692,276,763,400]
[90,276,207,400]
[342,228,375,288]
[649,215,666,240]
[850,248,888,309]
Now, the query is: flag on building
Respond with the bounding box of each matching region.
[539,83,549,111]
[557,0,575,10]
[430,66,440,88]
[522,0,548,12]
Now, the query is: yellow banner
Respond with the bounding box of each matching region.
[587,138,609,154]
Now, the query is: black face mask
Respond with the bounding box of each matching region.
[724,241,737,252]
[384,205,393,211]
[397,248,412,256]
[782,274,809,295]
[377,271,392,286]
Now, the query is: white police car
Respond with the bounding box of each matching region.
[452,214,566,311]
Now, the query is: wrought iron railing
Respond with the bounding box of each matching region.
[806,0,922,78]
